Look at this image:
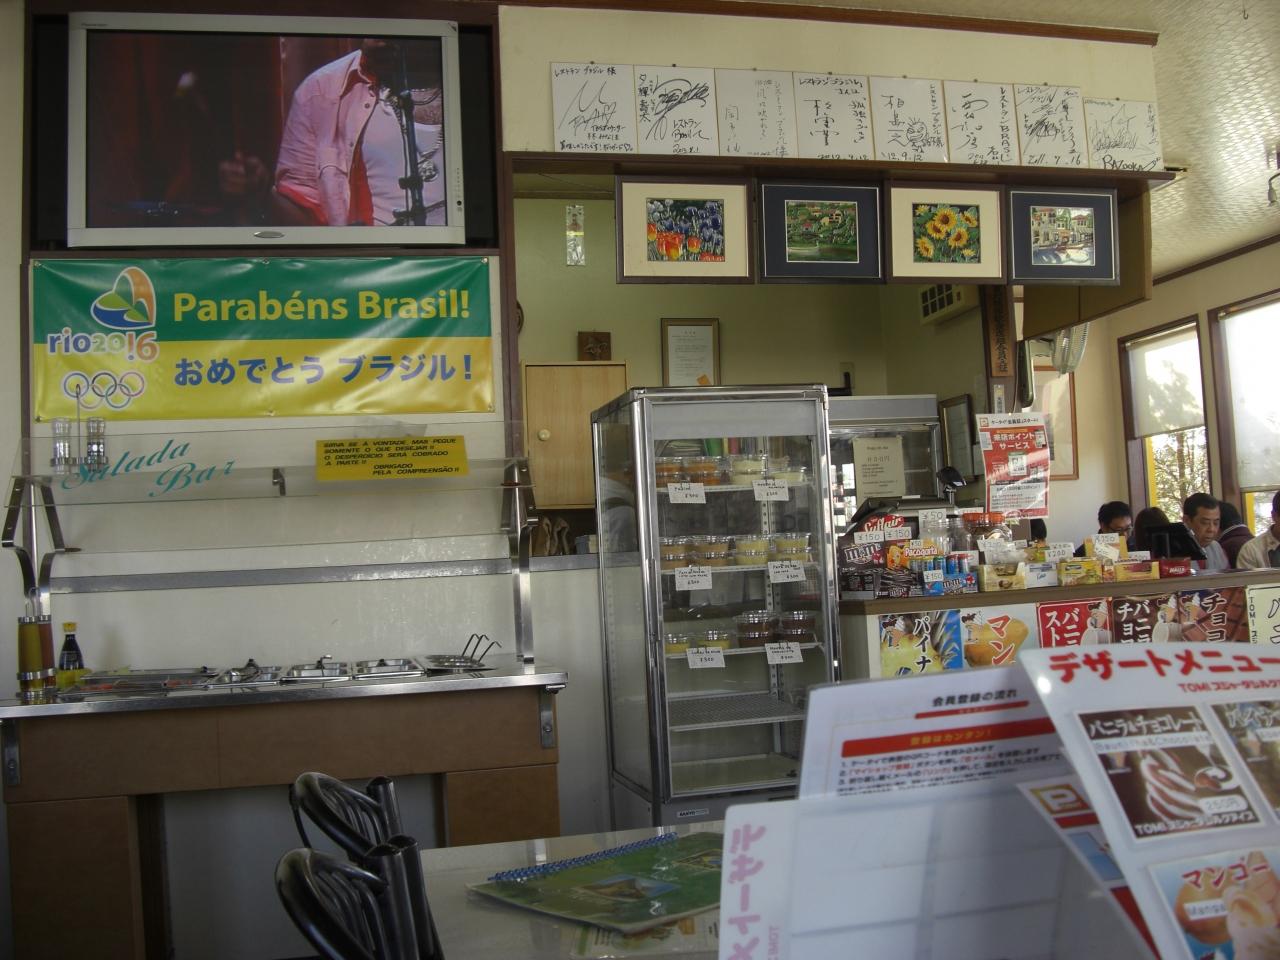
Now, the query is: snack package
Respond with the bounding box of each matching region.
[1059,558,1103,586]
[1114,560,1160,581]
[978,562,1027,592]
[1024,561,1059,589]
[1159,558,1194,578]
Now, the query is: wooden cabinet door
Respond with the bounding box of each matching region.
[523,362,628,509]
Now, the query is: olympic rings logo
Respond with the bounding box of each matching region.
[62,370,147,410]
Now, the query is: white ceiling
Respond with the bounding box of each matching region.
[735,0,1280,276]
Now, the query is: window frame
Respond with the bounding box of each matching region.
[1208,286,1280,508]
[1117,315,1209,511]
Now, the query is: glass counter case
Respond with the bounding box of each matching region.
[591,386,838,827]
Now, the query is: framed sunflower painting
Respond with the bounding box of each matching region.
[886,184,1005,283]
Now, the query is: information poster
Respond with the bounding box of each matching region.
[1021,643,1280,960]
[851,435,906,498]
[975,412,1050,518]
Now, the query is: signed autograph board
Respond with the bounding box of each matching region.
[634,65,719,155]
[552,63,638,153]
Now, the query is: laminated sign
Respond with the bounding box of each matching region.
[975,412,1050,519]
[29,257,493,420]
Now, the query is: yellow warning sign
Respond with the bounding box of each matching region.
[315,436,469,481]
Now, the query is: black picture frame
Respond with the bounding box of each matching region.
[758,182,882,281]
[1008,187,1118,284]
[939,394,976,480]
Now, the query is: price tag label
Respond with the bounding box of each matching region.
[1128,550,1152,561]
[1044,542,1075,562]
[923,569,944,584]
[1007,452,1028,476]
[768,560,806,583]
[917,508,947,532]
[853,530,885,545]
[753,478,790,502]
[674,566,712,591]
[1093,542,1121,562]
[686,647,725,669]
[668,482,706,504]
[884,526,912,541]
[1094,532,1122,545]
[764,642,804,665]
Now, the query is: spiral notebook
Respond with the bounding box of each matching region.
[467,831,723,934]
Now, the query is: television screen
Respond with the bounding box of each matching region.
[68,13,465,246]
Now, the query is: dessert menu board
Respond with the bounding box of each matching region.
[1021,643,1280,960]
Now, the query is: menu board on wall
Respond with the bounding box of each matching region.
[551,63,638,153]
[714,69,798,157]
[943,80,1019,165]
[1014,84,1088,167]
[1084,98,1163,172]
[634,65,718,155]
[869,76,948,163]
[792,73,873,160]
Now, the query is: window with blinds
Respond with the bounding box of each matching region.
[1124,324,1205,439]
[1219,298,1280,491]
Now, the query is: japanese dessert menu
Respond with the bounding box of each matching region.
[1021,643,1280,960]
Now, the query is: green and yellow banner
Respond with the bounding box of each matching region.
[30,257,493,420]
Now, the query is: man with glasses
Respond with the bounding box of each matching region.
[1181,492,1230,572]
[1237,491,1280,570]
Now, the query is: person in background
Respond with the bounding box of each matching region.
[1129,506,1170,552]
[1074,501,1133,556]
[1182,492,1230,571]
[1237,490,1280,570]
[1217,502,1253,568]
[1028,518,1048,546]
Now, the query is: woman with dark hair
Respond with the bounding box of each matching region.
[1129,506,1170,552]
[1217,502,1253,568]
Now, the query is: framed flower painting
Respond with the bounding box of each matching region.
[616,178,753,283]
[886,183,1005,283]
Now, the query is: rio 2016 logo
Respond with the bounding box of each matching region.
[48,266,159,411]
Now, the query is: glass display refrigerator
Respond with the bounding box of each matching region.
[828,394,946,536]
[591,386,839,828]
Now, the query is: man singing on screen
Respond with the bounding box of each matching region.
[274,39,445,226]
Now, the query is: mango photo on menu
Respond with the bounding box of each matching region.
[1152,849,1280,960]
[1213,701,1280,816]
[1079,706,1262,839]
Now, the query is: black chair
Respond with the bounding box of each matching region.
[289,772,442,959]
[274,847,396,960]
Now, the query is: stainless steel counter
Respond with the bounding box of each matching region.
[0,661,568,719]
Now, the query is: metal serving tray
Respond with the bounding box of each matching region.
[282,660,353,682]
[352,658,426,680]
[419,654,495,673]
[207,660,285,687]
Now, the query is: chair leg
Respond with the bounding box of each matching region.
[365,839,421,960]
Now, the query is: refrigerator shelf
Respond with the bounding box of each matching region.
[660,562,818,576]
[664,643,824,660]
[667,692,804,731]
[670,752,797,794]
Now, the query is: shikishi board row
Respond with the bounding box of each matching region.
[551,63,1161,173]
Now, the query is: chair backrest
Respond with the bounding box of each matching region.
[274,847,390,960]
[290,771,395,860]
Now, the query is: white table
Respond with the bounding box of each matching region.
[421,825,721,960]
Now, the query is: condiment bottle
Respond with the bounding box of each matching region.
[57,621,86,690]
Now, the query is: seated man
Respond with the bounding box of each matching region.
[1237,491,1280,570]
[1181,492,1230,572]
[1073,500,1132,557]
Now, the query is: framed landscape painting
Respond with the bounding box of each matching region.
[887,183,1005,283]
[759,182,882,281]
[1008,188,1118,284]
[616,178,753,283]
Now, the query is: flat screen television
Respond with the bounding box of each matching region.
[67,13,465,247]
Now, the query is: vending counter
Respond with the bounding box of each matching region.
[840,568,1280,680]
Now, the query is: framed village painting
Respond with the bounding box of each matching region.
[886,183,1005,283]
[1008,187,1118,284]
[616,178,753,282]
[758,182,882,281]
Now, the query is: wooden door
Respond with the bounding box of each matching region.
[523,362,628,509]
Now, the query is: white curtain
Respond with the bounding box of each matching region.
[1222,301,1280,490]
[1126,325,1204,439]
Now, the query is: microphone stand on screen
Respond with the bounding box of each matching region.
[391,44,428,226]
